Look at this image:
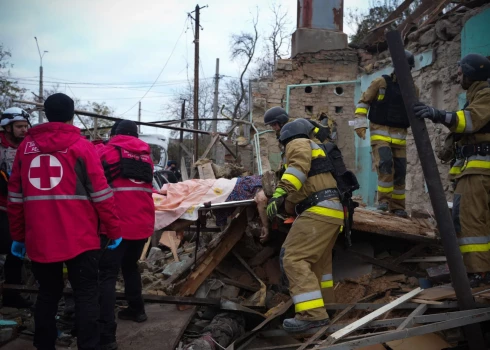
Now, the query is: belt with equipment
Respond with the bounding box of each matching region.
[295,188,339,215]
[456,143,490,159]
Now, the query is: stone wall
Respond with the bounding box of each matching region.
[251,49,359,172]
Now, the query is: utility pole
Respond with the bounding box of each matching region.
[138,101,142,134]
[211,58,220,160]
[193,4,201,164]
[34,37,48,123]
[179,99,186,166]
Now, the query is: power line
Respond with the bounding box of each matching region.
[119,16,189,117]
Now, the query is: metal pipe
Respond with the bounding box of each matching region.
[285,80,359,113]
[13,99,227,136]
[386,30,486,349]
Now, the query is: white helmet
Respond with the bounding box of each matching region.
[1,107,30,127]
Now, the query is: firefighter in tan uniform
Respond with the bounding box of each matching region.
[354,51,417,218]
[266,119,344,333]
[263,106,332,145]
[414,53,490,287]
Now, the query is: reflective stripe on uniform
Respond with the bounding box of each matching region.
[458,235,490,253]
[466,155,490,170]
[353,118,368,129]
[455,110,473,134]
[310,141,326,158]
[8,191,22,198]
[0,206,6,211]
[282,167,307,191]
[306,199,344,220]
[24,195,90,201]
[377,88,386,101]
[8,198,23,203]
[292,290,325,313]
[449,159,465,175]
[321,273,333,289]
[90,187,112,197]
[370,130,406,146]
[112,187,153,193]
[377,181,393,193]
[392,189,406,200]
[314,127,320,135]
[355,103,369,115]
[92,192,114,202]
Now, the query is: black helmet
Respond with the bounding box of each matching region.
[264,106,289,126]
[405,50,415,69]
[459,53,490,81]
[278,118,311,146]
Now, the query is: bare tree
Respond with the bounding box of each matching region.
[229,9,259,119]
[253,3,292,79]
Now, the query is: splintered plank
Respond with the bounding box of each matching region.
[352,208,438,243]
[177,209,248,297]
[417,284,490,301]
[118,304,196,350]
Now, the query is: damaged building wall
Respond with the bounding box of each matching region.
[251,49,359,172]
[357,4,490,213]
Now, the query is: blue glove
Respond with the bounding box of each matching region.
[107,237,122,250]
[11,241,26,259]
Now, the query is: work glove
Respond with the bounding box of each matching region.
[413,102,446,123]
[11,241,26,259]
[309,120,330,143]
[267,188,287,222]
[107,237,123,250]
[355,127,367,140]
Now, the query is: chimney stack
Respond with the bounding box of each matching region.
[292,0,348,57]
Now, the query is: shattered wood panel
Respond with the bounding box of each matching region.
[352,208,438,243]
[117,304,196,350]
[177,209,248,297]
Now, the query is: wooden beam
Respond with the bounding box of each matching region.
[219,137,238,159]
[320,288,422,346]
[396,304,428,330]
[177,210,248,296]
[200,133,220,160]
[392,243,428,265]
[2,283,220,306]
[180,143,192,157]
[338,247,425,277]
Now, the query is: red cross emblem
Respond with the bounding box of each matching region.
[28,155,63,190]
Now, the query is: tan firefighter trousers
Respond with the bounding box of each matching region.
[282,214,340,321]
[372,142,407,211]
[453,174,490,273]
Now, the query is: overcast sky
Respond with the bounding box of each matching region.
[0,0,368,134]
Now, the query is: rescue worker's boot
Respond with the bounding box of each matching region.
[468,272,490,288]
[282,317,330,333]
[376,202,389,212]
[391,209,408,218]
[118,307,147,323]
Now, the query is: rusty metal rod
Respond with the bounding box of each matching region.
[386,30,486,349]
[12,99,227,136]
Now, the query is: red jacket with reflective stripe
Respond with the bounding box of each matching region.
[97,135,155,240]
[7,123,121,263]
[0,132,18,212]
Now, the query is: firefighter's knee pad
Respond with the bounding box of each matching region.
[378,147,393,175]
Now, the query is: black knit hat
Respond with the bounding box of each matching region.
[115,120,138,138]
[44,93,75,122]
[110,120,122,136]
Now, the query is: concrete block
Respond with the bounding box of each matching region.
[291,28,347,57]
